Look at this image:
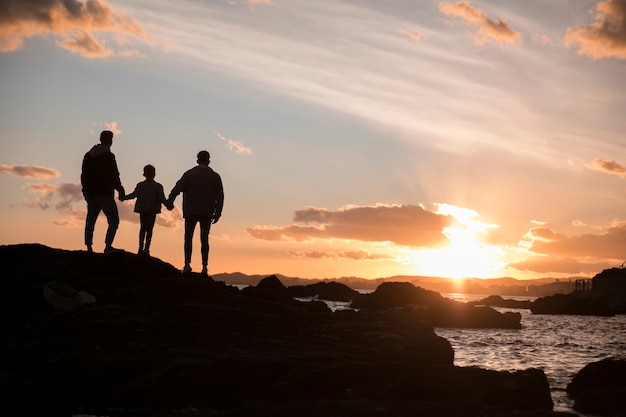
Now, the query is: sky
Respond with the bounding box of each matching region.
[1,0,626,280]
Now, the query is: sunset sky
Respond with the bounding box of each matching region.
[2,0,626,280]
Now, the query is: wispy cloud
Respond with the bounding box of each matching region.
[508,255,612,274]
[0,0,153,58]
[23,181,182,229]
[0,164,61,179]
[216,131,253,155]
[438,1,522,45]
[565,0,626,60]
[399,29,424,43]
[588,157,626,177]
[288,250,393,261]
[247,204,453,247]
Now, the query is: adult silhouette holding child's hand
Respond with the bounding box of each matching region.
[81,130,125,254]
[168,150,224,276]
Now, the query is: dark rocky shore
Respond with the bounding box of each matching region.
[0,244,597,416]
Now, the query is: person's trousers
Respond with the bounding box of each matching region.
[184,216,211,266]
[84,195,119,247]
[139,212,157,249]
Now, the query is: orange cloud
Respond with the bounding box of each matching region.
[288,250,393,261]
[565,0,626,60]
[523,222,626,259]
[23,181,181,229]
[508,256,612,274]
[399,29,424,43]
[216,131,253,155]
[0,0,151,58]
[439,1,522,45]
[588,157,626,177]
[0,164,60,179]
[247,204,453,247]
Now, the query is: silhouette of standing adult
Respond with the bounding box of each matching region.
[81,130,125,254]
[167,150,224,275]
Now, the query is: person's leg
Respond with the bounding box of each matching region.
[143,213,156,255]
[199,217,212,274]
[138,213,148,253]
[183,216,198,271]
[100,196,120,250]
[84,195,101,252]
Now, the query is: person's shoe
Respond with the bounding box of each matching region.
[201,266,208,276]
[104,246,121,254]
[86,245,93,254]
[182,264,192,274]
[143,249,150,257]
[137,247,143,255]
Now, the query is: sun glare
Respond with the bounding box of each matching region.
[414,204,504,279]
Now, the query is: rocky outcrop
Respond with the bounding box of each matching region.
[351,281,522,328]
[469,294,531,309]
[566,358,626,416]
[1,244,557,416]
[530,293,614,316]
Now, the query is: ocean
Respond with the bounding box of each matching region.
[323,292,626,414]
[436,293,626,414]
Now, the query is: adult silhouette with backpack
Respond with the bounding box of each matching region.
[81,130,125,254]
[167,150,224,275]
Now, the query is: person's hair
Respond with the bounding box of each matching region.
[197,150,210,165]
[143,164,156,179]
[100,130,114,146]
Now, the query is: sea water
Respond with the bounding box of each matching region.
[435,293,626,414]
[320,293,626,414]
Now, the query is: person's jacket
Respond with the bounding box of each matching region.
[81,144,123,197]
[125,179,167,214]
[169,165,224,218]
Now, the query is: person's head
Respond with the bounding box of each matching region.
[197,150,210,166]
[100,130,114,147]
[143,164,156,179]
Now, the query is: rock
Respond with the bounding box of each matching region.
[567,358,626,416]
[286,281,359,302]
[469,294,531,309]
[352,281,522,329]
[530,293,614,316]
[1,244,557,416]
[43,281,95,312]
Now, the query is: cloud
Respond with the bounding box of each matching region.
[24,182,85,225]
[23,181,182,229]
[399,29,424,43]
[0,0,152,58]
[508,255,612,274]
[104,121,122,135]
[522,221,626,259]
[288,249,393,261]
[588,157,626,177]
[438,1,522,45]
[0,164,61,179]
[216,131,253,155]
[247,204,453,247]
[565,0,626,60]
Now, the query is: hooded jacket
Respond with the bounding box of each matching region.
[81,144,123,197]
[169,165,224,218]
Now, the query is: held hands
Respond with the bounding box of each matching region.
[165,198,175,211]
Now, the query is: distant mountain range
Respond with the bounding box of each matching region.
[213,272,580,297]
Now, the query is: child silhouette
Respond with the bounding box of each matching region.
[122,164,171,256]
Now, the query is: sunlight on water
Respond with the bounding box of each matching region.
[436,294,626,414]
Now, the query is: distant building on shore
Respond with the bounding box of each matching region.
[573,266,626,311]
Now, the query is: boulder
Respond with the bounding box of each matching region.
[469,294,531,309]
[352,281,522,329]
[530,293,614,316]
[567,358,626,416]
